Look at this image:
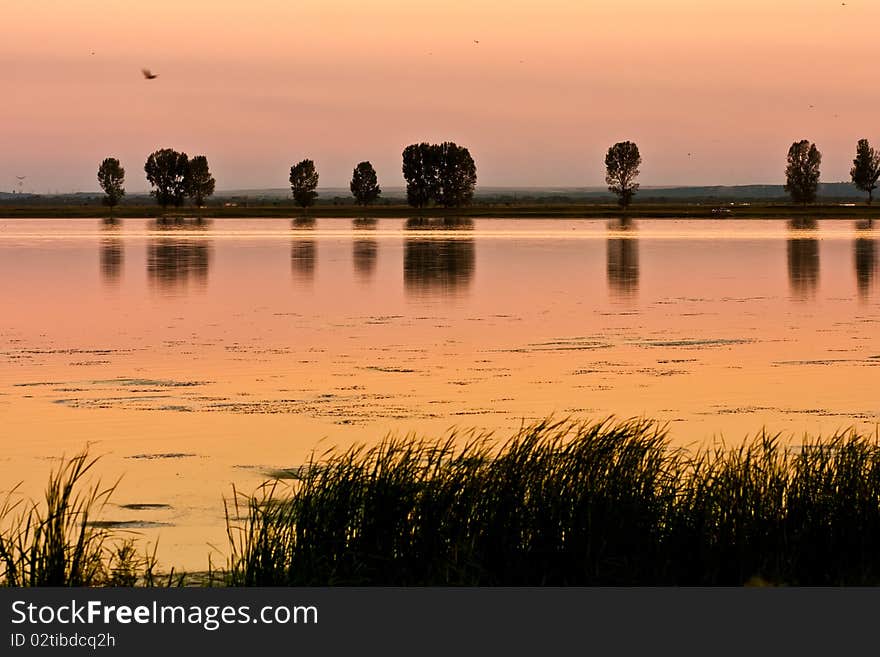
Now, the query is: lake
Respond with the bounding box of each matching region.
[1,217,878,569]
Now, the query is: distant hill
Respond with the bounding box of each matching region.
[632,183,864,201]
[204,183,870,203]
[0,183,869,205]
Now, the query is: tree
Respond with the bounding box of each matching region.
[350,161,381,206]
[785,140,821,206]
[605,141,641,208]
[850,139,880,205]
[402,143,440,208]
[97,157,125,213]
[145,148,189,208]
[186,155,215,207]
[402,142,477,208]
[289,159,319,209]
[435,142,477,208]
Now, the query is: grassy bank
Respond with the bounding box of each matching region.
[5,418,880,586]
[2,202,880,220]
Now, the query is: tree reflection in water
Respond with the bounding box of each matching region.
[352,218,378,281]
[787,219,819,300]
[855,220,877,300]
[99,219,123,284]
[404,239,475,296]
[405,217,474,231]
[606,218,638,300]
[100,239,124,284]
[353,240,377,281]
[291,240,316,283]
[147,219,211,293]
[290,217,317,284]
[404,217,474,297]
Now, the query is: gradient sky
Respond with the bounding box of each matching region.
[2,0,878,192]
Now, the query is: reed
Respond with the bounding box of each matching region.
[225,419,880,586]
[0,449,158,586]
[7,420,880,586]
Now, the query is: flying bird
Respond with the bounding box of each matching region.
[141,68,158,80]
[473,40,480,44]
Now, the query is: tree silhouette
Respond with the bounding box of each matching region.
[785,140,821,206]
[850,139,880,205]
[97,157,125,214]
[289,159,319,209]
[403,142,477,208]
[402,143,440,208]
[436,142,477,208]
[605,141,641,208]
[186,155,216,207]
[145,148,189,208]
[350,161,381,206]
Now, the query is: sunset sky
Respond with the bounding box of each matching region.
[2,0,878,192]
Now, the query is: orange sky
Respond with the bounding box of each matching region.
[2,0,878,192]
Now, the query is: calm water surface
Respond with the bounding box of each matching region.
[1,217,878,568]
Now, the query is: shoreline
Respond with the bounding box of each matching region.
[1,203,879,220]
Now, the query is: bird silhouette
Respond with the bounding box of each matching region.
[141,68,158,80]
[473,40,480,44]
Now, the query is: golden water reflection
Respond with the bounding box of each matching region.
[1,217,879,570]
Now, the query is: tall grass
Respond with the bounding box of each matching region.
[7,420,880,586]
[0,450,158,586]
[225,418,880,586]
